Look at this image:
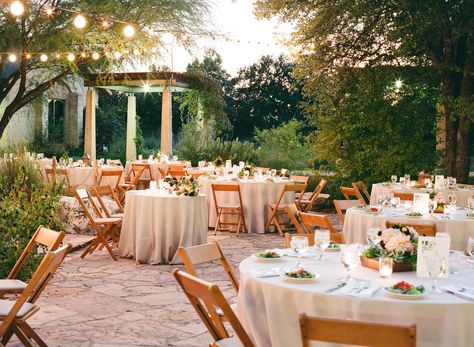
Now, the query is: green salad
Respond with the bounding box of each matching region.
[387,281,425,295]
[328,242,340,249]
[285,268,316,279]
[406,211,423,217]
[257,250,281,259]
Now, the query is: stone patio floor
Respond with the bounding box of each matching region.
[8,214,342,347]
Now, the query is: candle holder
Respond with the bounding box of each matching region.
[379,257,393,278]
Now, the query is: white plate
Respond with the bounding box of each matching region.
[252,254,284,263]
[405,214,423,218]
[384,288,426,300]
[283,273,320,283]
[285,251,317,258]
[326,245,341,252]
[465,215,474,219]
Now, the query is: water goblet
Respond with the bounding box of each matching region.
[425,255,446,294]
[340,245,359,283]
[138,155,143,161]
[468,198,474,212]
[467,237,474,268]
[366,228,381,247]
[290,236,309,269]
[429,200,437,217]
[173,155,178,162]
[448,194,457,207]
[314,230,330,261]
[243,170,250,181]
[391,175,397,184]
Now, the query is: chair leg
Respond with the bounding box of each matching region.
[1,328,14,345]
[236,214,242,237]
[11,323,33,347]
[97,225,118,261]
[18,321,47,347]
[214,210,221,236]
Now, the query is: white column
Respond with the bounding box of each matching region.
[84,88,97,160]
[126,94,137,161]
[160,88,172,155]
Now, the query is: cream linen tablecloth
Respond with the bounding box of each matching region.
[238,252,474,347]
[343,206,474,251]
[44,165,124,188]
[371,183,474,208]
[119,190,207,264]
[199,177,294,233]
[125,160,192,180]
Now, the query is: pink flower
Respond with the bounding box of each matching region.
[380,228,396,245]
[384,231,414,253]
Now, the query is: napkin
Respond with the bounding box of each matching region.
[337,281,380,298]
[442,284,474,301]
[251,268,285,278]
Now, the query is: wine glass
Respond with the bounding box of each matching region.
[173,155,178,162]
[243,170,250,180]
[340,245,359,283]
[314,230,330,261]
[448,194,457,207]
[468,198,474,212]
[271,169,277,177]
[425,256,446,294]
[391,175,397,184]
[366,228,380,247]
[290,236,309,269]
[467,237,474,268]
[429,200,437,217]
[68,157,73,167]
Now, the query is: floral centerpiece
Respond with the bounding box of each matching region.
[213,156,223,167]
[238,164,255,177]
[168,176,199,197]
[361,224,418,271]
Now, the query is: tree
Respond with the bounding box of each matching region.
[231,54,305,140]
[0,0,211,140]
[255,0,474,181]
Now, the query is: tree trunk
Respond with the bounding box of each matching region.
[455,115,471,182]
[441,73,458,177]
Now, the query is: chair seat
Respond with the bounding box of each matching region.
[95,217,122,224]
[111,213,124,219]
[0,279,27,291]
[218,205,241,210]
[0,299,35,318]
[214,336,243,347]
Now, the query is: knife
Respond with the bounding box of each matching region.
[326,282,347,293]
[444,289,474,302]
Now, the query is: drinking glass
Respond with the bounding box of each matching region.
[425,256,446,294]
[340,245,359,283]
[68,158,73,166]
[173,155,178,162]
[468,198,474,212]
[138,155,143,161]
[429,200,437,217]
[436,232,451,249]
[448,194,457,207]
[366,228,380,246]
[271,169,277,177]
[467,237,474,268]
[391,175,397,184]
[404,174,410,182]
[314,230,330,261]
[243,170,250,180]
[290,236,309,269]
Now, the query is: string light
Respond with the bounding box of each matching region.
[92,52,100,60]
[142,83,150,92]
[73,14,87,29]
[123,25,135,38]
[45,6,55,16]
[133,48,140,56]
[10,1,25,17]
[40,54,48,62]
[25,53,31,59]
[67,53,75,62]
[80,52,87,58]
[8,53,17,63]
[55,53,61,59]
[113,51,122,59]
[395,79,403,89]
[101,19,111,30]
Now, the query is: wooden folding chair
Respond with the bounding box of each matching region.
[266,183,307,236]
[172,269,255,347]
[45,167,71,192]
[289,175,310,184]
[187,171,205,179]
[299,178,327,212]
[106,159,123,167]
[119,166,145,202]
[385,221,436,236]
[158,166,168,178]
[212,183,247,236]
[0,226,65,296]
[284,232,314,248]
[74,189,122,261]
[126,163,152,186]
[298,212,344,243]
[352,181,371,205]
[393,192,414,201]
[98,169,123,189]
[168,169,186,178]
[340,186,366,204]
[0,244,72,347]
[299,313,416,347]
[333,200,360,226]
[283,203,305,234]
[91,185,124,218]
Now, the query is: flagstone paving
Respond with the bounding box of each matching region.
[9,214,342,347]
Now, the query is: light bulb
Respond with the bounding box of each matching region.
[55,53,61,59]
[123,25,135,38]
[113,51,122,59]
[40,54,48,62]
[73,14,87,29]
[25,53,31,59]
[80,52,86,58]
[67,53,75,62]
[133,48,140,56]
[92,52,100,60]
[10,1,25,17]
[8,53,17,63]
[101,20,111,29]
[395,79,403,89]
[45,6,54,16]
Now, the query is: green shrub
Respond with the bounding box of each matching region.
[254,120,311,170]
[0,153,63,280]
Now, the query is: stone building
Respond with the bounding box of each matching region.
[0,75,86,149]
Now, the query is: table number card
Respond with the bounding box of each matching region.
[434,175,445,189]
[413,193,429,214]
[417,236,450,278]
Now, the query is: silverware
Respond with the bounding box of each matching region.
[326,282,347,293]
[457,285,474,295]
[444,289,474,302]
[353,281,370,294]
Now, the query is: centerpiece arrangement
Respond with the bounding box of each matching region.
[238,164,255,178]
[361,224,418,272]
[165,175,200,197]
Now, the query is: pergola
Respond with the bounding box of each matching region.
[82,72,192,160]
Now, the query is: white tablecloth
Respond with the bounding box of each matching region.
[119,190,207,264]
[44,165,123,188]
[343,206,474,251]
[125,160,192,180]
[238,252,474,347]
[371,183,474,208]
[199,177,294,233]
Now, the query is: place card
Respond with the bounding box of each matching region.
[417,236,450,278]
[413,193,429,214]
[435,175,445,189]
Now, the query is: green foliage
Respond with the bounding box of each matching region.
[254,120,310,170]
[0,153,63,280]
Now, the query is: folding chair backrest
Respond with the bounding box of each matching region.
[333,200,360,225]
[99,169,123,188]
[393,192,414,201]
[274,183,307,210]
[299,314,416,347]
[211,183,243,212]
[284,233,314,248]
[168,169,186,178]
[352,181,371,204]
[187,171,205,179]
[340,186,365,204]
[45,168,70,189]
[172,269,254,347]
[74,189,103,222]
[298,212,343,243]
[301,178,327,212]
[106,159,123,167]
[8,226,65,280]
[385,221,436,237]
[290,175,309,184]
[126,164,149,182]
[178,242,239,292]
[91,185,124,217]
[283,203,304,234]
[0,244,72,337]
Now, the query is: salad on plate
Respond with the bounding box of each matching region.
[385,281,426,299]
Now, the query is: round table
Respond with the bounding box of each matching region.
[44,165,124,188]
[199,177,294,233]
[371,183,474,208]
[342,206,474,251]
[119,190,207,264]
[238,252,474,347]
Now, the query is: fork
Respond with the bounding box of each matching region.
[353,281,370,294]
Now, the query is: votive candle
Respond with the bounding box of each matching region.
[379,257,393,278]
